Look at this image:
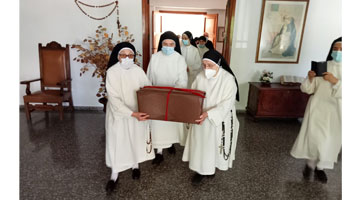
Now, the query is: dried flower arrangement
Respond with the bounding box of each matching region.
[71,25,142,98]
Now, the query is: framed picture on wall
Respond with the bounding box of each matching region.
[255,0,310,63]
[217,26,225,42]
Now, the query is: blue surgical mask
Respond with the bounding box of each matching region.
[198,44,205,48]
[182,40,189,46]
[331,51,342,62]
[162,46,175,55]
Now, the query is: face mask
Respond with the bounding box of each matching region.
[331,51,342,62]
[182,40,189,46]
[198,44,205,48]
[205,69,217,79]
[162,46,175,55]
[120,57,134,69]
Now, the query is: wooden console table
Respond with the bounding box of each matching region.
[246,82,309,120]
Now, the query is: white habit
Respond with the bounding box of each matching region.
[291,60,342,169]
[181,45,202,87]
[198,46,209,59]
[182,68,240,175]
[147,51,188,148]
[105,62,155,173]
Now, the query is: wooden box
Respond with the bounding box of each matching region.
[137,86,206,124]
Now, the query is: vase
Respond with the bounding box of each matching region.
[98,97,108,112]
[260,82,271,87]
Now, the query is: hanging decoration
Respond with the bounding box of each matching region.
[72,0,141,107]
[74,0,121,33]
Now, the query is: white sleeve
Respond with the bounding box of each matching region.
[332,80,341,98]
[146,59,154,84]
[207,77,237,126]
[106,70,133,117]
[142,70,152,87]
[193,49,202,72]
[190,75,199,90]
[175,57,188,88]
[300,77,316,95]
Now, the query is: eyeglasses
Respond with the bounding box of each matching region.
[119,54,135,59]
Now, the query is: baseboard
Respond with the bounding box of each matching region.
[236,109,246,114]
[19,105,103,111]
[73,106,103,111]
[19,105,245,113]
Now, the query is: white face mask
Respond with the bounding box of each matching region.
[120,57,134,69]
[205,69,217,79]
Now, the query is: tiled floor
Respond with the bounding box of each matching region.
[20,111,341,200]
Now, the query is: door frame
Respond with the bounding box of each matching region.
[152,10,208,55]
[223,0,237,64]
[142,0,150,72]
[142,0,238,69]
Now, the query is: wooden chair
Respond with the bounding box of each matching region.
[21,41,74,121]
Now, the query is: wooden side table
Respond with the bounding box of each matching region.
[246,82,309,120]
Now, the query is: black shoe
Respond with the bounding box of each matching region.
[132,168,141,180]
[105,179,118,193]
[167,144,176,155]
[152,153,164,165]
[302,164,313,180]
[191,173,204,185]
[314,168,328,184]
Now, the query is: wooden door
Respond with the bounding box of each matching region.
[223,0,237,63]
[204,14,218,49]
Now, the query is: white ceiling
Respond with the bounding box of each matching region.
[150,0,227,10]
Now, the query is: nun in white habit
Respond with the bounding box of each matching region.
[147,31,188,164]
[182,50,240,184]
[105,42,154,193]
[181,31,202,88]
[290,37,342,184]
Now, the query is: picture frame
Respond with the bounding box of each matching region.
[217,26,225,42]
[255,0,310,63]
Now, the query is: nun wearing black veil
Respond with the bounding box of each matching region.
[290,37,342,184]
[198,36,210,59]
[182,50,240,184]
[146,31,188,165]
[181,31,202,87]
[105,42,154,192]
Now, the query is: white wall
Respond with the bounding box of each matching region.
[229,0,342,110]
[20,0,143,106]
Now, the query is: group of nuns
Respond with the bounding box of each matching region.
[104,30,240,192]
[104,29,342,193]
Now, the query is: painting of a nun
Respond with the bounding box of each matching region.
[256,0,309,63]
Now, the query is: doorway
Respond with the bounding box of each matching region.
[142,0,237,72]
[152,11,218,54]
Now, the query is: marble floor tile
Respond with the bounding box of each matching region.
[20,111,341,200]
